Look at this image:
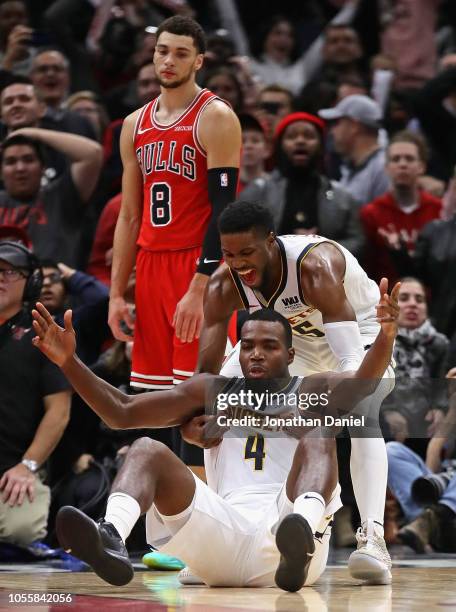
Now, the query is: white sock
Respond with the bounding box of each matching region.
[156,495,195,536]
[363,517,384,538]
[350,437,387,535]
[104,492,141,543]
[293,492,326,534]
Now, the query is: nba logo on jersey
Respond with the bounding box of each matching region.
[220,172,228,187]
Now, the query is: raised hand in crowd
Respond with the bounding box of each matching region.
[2,25,32,70]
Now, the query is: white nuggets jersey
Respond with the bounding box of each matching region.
[231,235,380,374]
[204,376,302,517]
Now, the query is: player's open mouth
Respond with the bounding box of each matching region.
[248,365,267,378]
[237,269,257,285]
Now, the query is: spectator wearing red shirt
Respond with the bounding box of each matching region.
[360,131,442,283]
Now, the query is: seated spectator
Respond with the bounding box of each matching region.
[65,91,109,143]
[413,56,456,181]
[238,113,269,192]
[39,260,110,366]
[319,94,390,205]
[0,80,45,135]
[29,48,70,111]
[104,61,160,122]
[0,0,36,75]
[0,240,71,549]
[241,112,364,257]
[319,24,366,86]
[361,131,442,283]
[30,49,96,140]
[381,277,449,441]
[203,67,244,115]
[102,63,161,197]
[387,367,456,553]
[297,22,365,115]
[387,441,456,553]
[0,79,72,183]
[256,84,294,142]
[385,213,456,338]
[337,75,368,102]
[51,340,135,522]
[0,128,103,267]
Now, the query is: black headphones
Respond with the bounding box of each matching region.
[0,241,43,304]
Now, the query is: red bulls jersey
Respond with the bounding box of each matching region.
[134,88,220,251]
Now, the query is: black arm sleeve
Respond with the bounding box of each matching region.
[196,167,239,276]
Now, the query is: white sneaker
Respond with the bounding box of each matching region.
[348,519,392,585]
[177,567,205,585]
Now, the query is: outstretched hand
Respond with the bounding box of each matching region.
[32,302,76,367]
[376,278,400,338]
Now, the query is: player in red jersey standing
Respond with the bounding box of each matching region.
[108,17,241,394]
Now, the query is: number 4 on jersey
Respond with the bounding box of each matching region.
[244,434,266,470]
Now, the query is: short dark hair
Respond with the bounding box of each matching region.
[325,23,358,38]
[203,66,244,110]
[0,0,27,8]
[40,258,59,270]
[1,75,32,89]
[259,83,294,104]
[238,113,266,136]
[242,309,292,348]
[253,16,297,61]
[0,134,45,166]
[218,201,274,237]
[156,16,206,54]
[388,130,428,163]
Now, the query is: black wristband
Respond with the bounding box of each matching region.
[197,167,239,275]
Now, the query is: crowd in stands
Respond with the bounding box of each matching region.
[1,0,456,559]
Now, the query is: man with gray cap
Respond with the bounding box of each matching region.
[319,95,390,205]
[0,239,70,551]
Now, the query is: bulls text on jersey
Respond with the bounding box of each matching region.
[136,141,197,181]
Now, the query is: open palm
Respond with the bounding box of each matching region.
[32,303,76,367]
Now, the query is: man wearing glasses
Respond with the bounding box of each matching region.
[38,260,109,366]
[0,239,71,550]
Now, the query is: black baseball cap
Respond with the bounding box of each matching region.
[238,113,266,135]
[0,241,33,269]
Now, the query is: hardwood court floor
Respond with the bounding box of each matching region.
[1,565,456,611]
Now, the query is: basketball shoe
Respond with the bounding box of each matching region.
[178,567,205,585]
[274,514,315,592]
[56,506,134,586]
[348,519,392,584]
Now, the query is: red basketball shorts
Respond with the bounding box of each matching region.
[131,246,201,390]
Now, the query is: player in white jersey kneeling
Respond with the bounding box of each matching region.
[31,290,398,591]
[185,200,395,584]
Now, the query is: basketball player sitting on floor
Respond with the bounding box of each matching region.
[185,200,397,585]
[31,289,399,591]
